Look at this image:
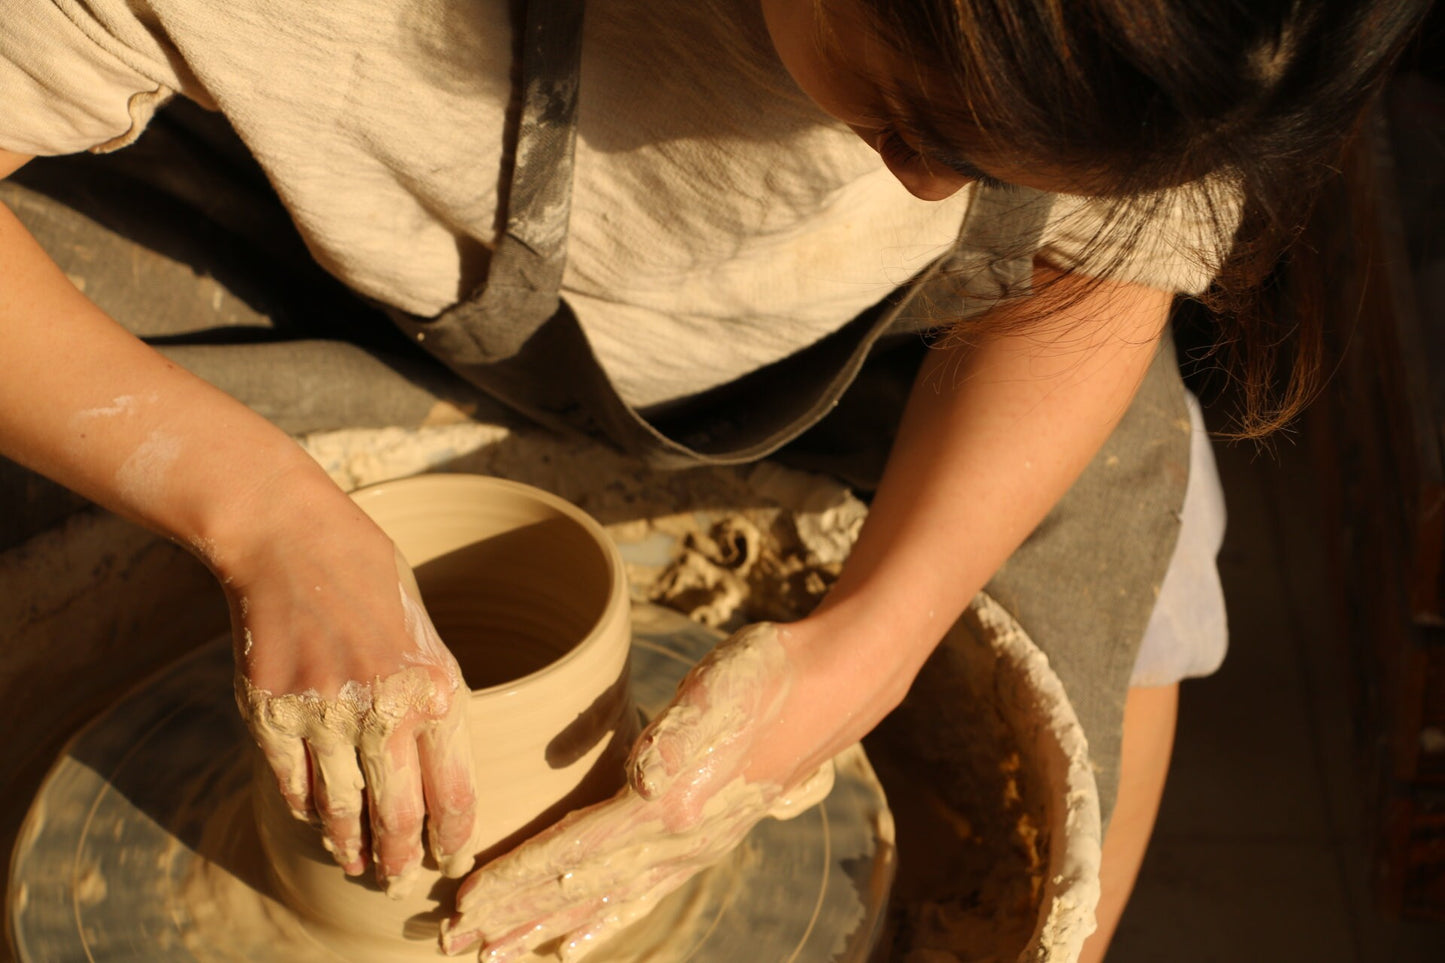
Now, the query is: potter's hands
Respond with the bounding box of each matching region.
[225,490,478,896]
[442,622,836,962]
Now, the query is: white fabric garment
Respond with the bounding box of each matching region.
[1,0,1236,409]
[1131,391,1230,687]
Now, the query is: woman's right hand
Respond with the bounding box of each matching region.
[218,470,480,897]
[0,170,480,895]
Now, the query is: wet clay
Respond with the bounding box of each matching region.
[122,608,883,963]
[863,599,1101,963]
[238,567,476,890]
[300,427,1097,962]
[6,422,1095,963]
[441,623,838,961]
[866,653,1045,961]
[254,476,637,961]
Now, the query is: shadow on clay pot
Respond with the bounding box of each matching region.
[414,517,614,688]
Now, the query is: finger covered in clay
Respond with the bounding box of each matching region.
[628,622,791,806]
[237,658,472,893]
[444,620,841,960]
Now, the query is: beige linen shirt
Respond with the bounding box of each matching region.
[1,0,1232,408]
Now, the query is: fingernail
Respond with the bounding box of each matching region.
[322,836,366,875]
[631,743,670,799]
[383,875,416,900]
[437,849,477,879]
[382,861,422,900]
[438,920,480,956]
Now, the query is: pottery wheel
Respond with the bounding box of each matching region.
[8,603,893,962]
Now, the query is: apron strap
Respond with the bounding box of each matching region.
[388,0,583,363]
[387,0,1056,468]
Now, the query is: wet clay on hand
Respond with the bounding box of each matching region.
[235,572,478,894]
[443,623,836,963]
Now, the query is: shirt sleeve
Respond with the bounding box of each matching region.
[1038,176,1243,295]
[0,0,177,156]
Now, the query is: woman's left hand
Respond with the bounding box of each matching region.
[440,622,837,962]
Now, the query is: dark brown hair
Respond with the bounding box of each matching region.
[844,0,1432,435]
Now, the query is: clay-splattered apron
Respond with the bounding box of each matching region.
[383,0,1190,823]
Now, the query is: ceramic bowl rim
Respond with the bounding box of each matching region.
[348,473,631,698]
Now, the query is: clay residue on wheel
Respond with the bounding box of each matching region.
[172,755,335,963]
[645,512,846,629]
[294,424,1078,961]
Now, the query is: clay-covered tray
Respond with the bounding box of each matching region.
[8,604,893,962]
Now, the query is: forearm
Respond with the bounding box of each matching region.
[754,267,1174,783]
[2,187,478,884]
[0,196,343,571]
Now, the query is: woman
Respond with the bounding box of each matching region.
[0,0,1427,959]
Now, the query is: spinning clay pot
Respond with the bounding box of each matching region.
[254,474,636,960]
